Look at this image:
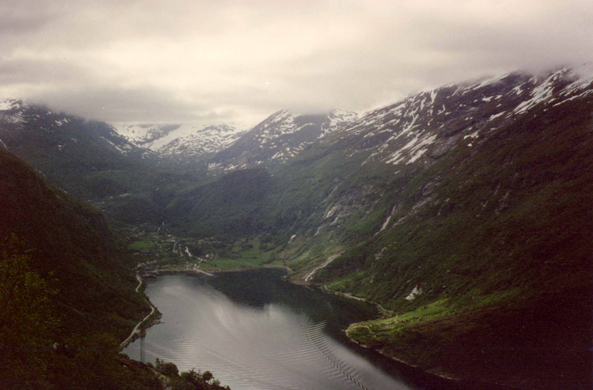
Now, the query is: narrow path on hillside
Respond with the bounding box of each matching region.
[120,274,157,349]
[304,253,342,282]
[135,273,143,292]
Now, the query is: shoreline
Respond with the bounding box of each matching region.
[289,275,468,387]
[123,265,509,390]
[284,272,468,388]
[119,273,162,350]
[318,284,394,316]
[140,262,292,277]
[324,286,523,390]
[119,264,288,350]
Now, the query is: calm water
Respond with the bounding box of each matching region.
[123,269,423,390]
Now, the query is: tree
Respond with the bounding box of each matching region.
[178,368,230,390]
[156,358,180,377]
[0,235,58,389]
[202,370,213,383]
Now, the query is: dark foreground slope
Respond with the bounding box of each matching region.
[0,148,159,389]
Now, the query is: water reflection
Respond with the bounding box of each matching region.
[124,270,416,390]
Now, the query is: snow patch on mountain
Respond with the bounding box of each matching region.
[0,99,22,111]
[112,122,246,161]
[0,99,26,124]
[208,109,359,173]
[339,66,593,169]
[159,125,245,158]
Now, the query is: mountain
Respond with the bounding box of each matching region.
[0,99,160,199]
[113,122,246,165]
[274,66,593,389]
[332,66,593,169]
[0,147,158,389]
[163,66,593,389]
[0,146,148,335]
[3,65,593,389]
[0,100,210,226]
[208,109,358,172]
[112,110,359,173]
[165,168,274,238]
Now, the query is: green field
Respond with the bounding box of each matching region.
[199,247,276,270]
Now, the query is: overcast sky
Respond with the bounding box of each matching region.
[1,0,592,127]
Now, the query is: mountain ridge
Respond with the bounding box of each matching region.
[207,109,359,172]
[112,122,246,164]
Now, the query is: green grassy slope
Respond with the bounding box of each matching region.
[165,168,274,237]
[308,93,593,389]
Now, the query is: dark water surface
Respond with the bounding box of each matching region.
[123,269,424,390]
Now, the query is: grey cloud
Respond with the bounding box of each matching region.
[0,0,592,125]
[0,14,54,35]
[29,86,225,123]
[0,57,93,84]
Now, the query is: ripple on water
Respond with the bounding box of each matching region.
[123,274,412,390]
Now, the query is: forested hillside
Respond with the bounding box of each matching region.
[0,148,155,389]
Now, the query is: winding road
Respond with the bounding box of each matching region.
[119,274,157,349]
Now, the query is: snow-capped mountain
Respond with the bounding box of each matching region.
[0,99,155,198]
[0,98,23,113]
[112,123,246,163]
[0,99,147,157]
[158,125,242,159]
[208,109,359,172]
[331,65,593,170]
[112,123,181,148]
